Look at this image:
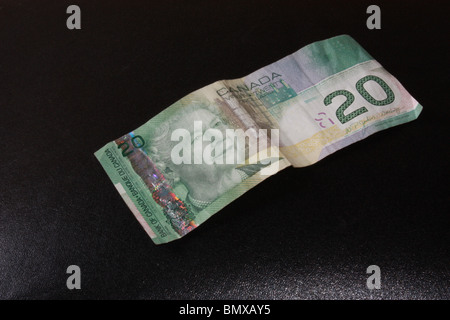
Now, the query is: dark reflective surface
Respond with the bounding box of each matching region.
[0,0,448,299]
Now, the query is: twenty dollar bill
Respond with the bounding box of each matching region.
[95,35,422,244]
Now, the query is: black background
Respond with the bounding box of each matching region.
[0,0,449,300]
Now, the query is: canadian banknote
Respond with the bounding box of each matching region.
[95,35,422,244]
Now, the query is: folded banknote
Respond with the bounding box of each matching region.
[95,35,422,244]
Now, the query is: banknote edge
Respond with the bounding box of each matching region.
[94,144,181,244]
